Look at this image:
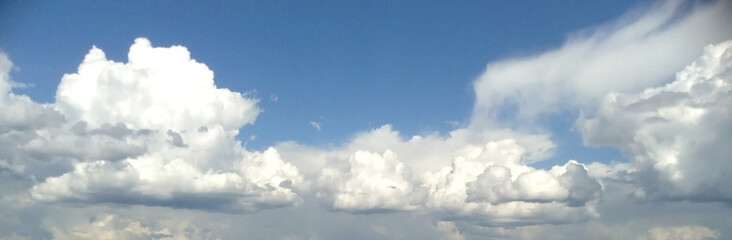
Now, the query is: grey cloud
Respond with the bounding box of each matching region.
[166,129,186,147]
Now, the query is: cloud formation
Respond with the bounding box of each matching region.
[1,0,731,238]
[307,126,601,226]
[423,140,601,226]
[472,0,732,124]
[319,149,421,212]
[56,38,260,131]
[579,40,732,202]
[1,39,304,213]
[298,0,732,231]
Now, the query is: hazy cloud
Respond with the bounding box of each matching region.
[309,121,321,131]
[638,225,720,240]
[471,0,732,125]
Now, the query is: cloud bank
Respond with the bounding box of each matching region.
[1,0,731,239]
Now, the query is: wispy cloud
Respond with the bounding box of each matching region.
[471,0,732,126]
[310,121,321,131]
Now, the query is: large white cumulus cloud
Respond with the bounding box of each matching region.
[300,125,602,226]
[0,39,304,212]
[578,40,732,202]
[319,149,421,212]
[55,38,260,131]
[424,139,601,226]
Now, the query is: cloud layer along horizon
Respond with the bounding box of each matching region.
[1,1,732,239]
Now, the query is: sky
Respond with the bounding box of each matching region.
[0,1,731,239]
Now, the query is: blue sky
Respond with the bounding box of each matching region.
[0,0,642,164]
[2,1,732,239]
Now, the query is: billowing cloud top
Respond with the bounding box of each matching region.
[579,40,732,202]
[1,39,303,213]
[56,38,260,131]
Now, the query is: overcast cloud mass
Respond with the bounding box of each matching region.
[1,0,731,239]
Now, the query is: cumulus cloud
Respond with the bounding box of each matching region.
[424,139,601,226]
[55,38,260,131]
[2,1,730,238]
[578,40,732,201]
[0,39,304,212]
[31,145,303,212]
[318,149,421,212]
[305,125,601,225]
[472,0,732,124]
[638,225,720,240]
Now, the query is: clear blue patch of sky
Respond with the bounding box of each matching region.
[1,0,644,158]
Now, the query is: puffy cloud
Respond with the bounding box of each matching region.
[472,0,732,124]
[2,1,729,237]
[318,149,421,212]
[578,40,732,201]
[308,126,602,225]
[466,160,601,206]
[55,38,260,132]
[0,39,304,212]
[30,145,303,212]
[279,124,555,178]
[424,139,601,226]
[638,225,720,240]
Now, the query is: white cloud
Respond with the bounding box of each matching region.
[0,39,304,212]
[578,40,732,201]
[638,225,720,240]
[300,125,601,225]
[55,38,260,132]
[471,0,732,124]
[424,140,601,226]
[1,0,730,237]
[318,149,421,212]
[309,121,321,131]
